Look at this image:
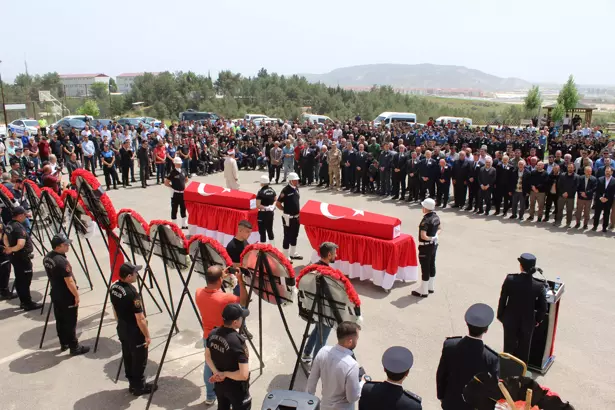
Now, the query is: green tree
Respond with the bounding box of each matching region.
[109,78,118,93]
[77,100,101,117]
[524,85,541,114]
[551,103,565,123]
[557,75,580,113]
[90,82,109,100]
[110,95,125,116]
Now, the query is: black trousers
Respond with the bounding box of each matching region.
[257,211,274,242]
[268,164,281,183]
[453,181,467,207]
[418,244,437,281]
[355,170,367,193]
[391,171,406,197]
[493,187,505,212]
[139,164,148,187]
[301,164,314,185]
[53,302,78,348]
[11,257,33,305]
[343,166,355,188]
[593,200,612,229]
[503,323,534,365]
[0,260,11,292]
[436,182,450,206]
[467,182,479,209]
[544,192,558,219]
[118,326,148,389]
[103,165,119,189]
[407,176,419,200]
[215,383,252,410]
[121,165,130,186]
[171,192,186,219]
[282,216,300,249]
[419,178,435,200]
[478,188,493,212]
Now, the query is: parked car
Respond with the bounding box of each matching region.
[55,118,87,134]
[117,118,145,128]
[8,119,40,137]
[179,110,219,122]
[91,119,113,129]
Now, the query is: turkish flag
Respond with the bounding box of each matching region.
[184,181,256,210]
[300,200,401,240]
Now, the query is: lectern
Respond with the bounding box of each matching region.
[528,279,565,374]
[261,390,320,410]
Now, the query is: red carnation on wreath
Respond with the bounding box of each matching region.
[148,219,188,250]
[297,264,361,307]
[23,179,42,198]
[187,235,233,267]
[117,208,149,233]
[99,194,118,230]
[62,189,94,219]
[0,183,15,201]
[41,187,65,209]
[240,243,295,279]
[70,168,101,190]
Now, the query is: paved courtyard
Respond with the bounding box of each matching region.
[0,169,612,409]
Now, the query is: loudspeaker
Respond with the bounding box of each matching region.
[261,390,320,410]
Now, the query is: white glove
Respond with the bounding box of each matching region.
[282,214,289,226]
[431,234,439,244]
[265,205,276,212]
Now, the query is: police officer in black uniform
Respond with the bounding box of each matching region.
[110,262,156,396]
[359,346,422,410]
[497,253,548,366]
[412,198,441,298]
[164,156,188,229]
[276,172,303,261]
[137,139,150,188]
[205,303,251,410]
[3,206,41,310]
[256,175,277,245]
[436,303,499,410]
[0,220,17,300]
[43,234,89,355]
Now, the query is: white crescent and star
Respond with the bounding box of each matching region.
[320,202,364,220]
[197,183,231,196]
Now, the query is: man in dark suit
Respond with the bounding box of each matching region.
[466,152,482,211]
[509,160,531,221]
[418,150,437,200]
[359,346,422,410]
[300,141,316,185]
[451,151,470,208]
[406,151,421,202]
[575,165,597,229]
[494,155,514,216]
[354,143,369,194]
[391,145,408,200]
[497,253,548,366]
[477,157,496,214]
[436,303,499,410]
[436,158,452,208]
[593,166,615,233]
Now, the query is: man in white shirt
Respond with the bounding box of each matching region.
[80,125,92,139]
[81,134,96,176]
[306,321,364,410]
[332,125,343,141]
[100,125,111,141]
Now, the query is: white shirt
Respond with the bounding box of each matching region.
[81,129,91,138]
[333,129,343,140]
[606,177,612,189]
[101,129,111,140]
[306,344,363,410]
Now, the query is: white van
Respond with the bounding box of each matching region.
[244,114,269,122]
[302,114,332,124]
[436,116,473,126]
[373,112,417,127]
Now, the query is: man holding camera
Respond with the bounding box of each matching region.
[196,265,248,406]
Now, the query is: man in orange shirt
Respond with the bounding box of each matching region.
[195,265,248,406]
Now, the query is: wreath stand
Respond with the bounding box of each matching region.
[241,247,308,381]
[14,183,47,258]
[144,237,220,409]
[289,274,344,390]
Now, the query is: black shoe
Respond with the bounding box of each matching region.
[428,290,435,294]
[464,207,472,211]
[391,196,398,200]
[527,216,534,221]
[131,179,137,183]
[493,211,500,216]
[544,216,550,222]
[519,217,525,222]
[592,226,597,231]
[126,184,132,187]
[509,215,517,219]
[113,186,118,190]
[411,291,428,298]
[106,186,111,190]
[451,205,459,208]
[537,217,542,222]
[22,302,43,311]
[602,228,608,233]
[132,383,158,396]
[574,222,581,229]
[476,210,484,215]
[290,255,303,260]
[70,345,90,356]
[583,224,588,230]
[0,291,17,300]
[60,344,69,352]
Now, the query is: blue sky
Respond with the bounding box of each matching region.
[1,0,613,85]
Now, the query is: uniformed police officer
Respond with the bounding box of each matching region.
[164,156,188,229]
[497,253,548,366]
[43,234,89,355]
[110,262,156,396]
[256,175,277,245]
[3,206,41,310]
[276,172,303,261]
[412,198,441,298]
[0,221,17,300]
[205,303,251,410]
[359,346,422,410]
[436,303,499,410]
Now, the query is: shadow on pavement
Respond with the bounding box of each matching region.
[145,376,202,409]
[390,294,423,309]
[267,372,305,392]
[79,336,122,360]
[9,349,71,374]
[73,388,137,410]
[103,356,159,384]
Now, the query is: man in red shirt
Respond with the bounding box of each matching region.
[153,142,167,184]
[195,265,248,405]
[39,136,50,162]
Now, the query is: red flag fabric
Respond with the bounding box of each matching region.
[184,181,256,210]
[108,230,125,283]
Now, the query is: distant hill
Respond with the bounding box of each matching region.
[301,64,532,91]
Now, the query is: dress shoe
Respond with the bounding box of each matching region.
[60,344,69,352]
[574,222,581,229]
[22,302,43,311]
[527,216,534,221]
[509,215,517,219]
[537,216,542,222]
[132,383,158,396]
[70,345,90,356]
[591,226,597,231]
[411,291,428,298]
[583,224,588,230]
[391,195,399,200]
[0,291,17,300]
[602,228,608,233]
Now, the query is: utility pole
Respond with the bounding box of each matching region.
[0,60,8,132]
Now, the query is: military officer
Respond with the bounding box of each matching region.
[359,346,422,410]
[436,303,499,410]
[256,175,277,245]
[328,142,342,190]
[497,253,548,366]
[164,156,188,229]
[110,262,156,396]
[411,198,441,298]
[3,206,41,310]
[43,234,89,355]
[276,172,303,261]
